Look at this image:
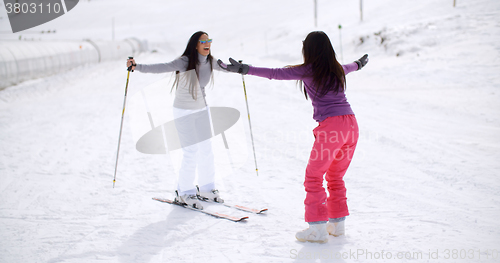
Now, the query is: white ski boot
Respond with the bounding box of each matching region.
[175,191,203,210]
[295,223,328,243]
[197,187,224,203]
[326,221,345,236]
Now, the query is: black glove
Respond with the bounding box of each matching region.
[217,58,249,74]
[355,54,369,70]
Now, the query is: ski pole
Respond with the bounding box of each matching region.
[113,56,135,188]
[239,60,259,176]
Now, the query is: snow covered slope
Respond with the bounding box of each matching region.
[1,0,499,262]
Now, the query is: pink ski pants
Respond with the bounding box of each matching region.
[304,114,359,222]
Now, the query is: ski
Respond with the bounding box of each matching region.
[194,186,267,214]
[198,197,268,214]
[152,197,249,222]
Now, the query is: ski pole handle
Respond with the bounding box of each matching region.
[127,56,136,72]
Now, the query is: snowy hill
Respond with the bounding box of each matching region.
[1,0,499,262]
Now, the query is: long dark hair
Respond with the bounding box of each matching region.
[172,31,214,99]
[299,31,345,100]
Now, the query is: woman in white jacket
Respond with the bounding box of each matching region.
[127,31,224,209]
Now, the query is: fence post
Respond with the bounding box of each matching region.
[360,0,363,22]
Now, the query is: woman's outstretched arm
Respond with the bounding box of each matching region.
[127,56,188,74]
[218,58,306,80]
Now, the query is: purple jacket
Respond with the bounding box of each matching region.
[247,62,359,122]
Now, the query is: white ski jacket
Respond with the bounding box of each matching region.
[135,53,224,109]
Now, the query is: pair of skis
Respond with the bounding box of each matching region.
[152,196,267,222]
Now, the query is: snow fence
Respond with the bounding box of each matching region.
[0,38,147,89]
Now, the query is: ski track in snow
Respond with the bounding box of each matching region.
[1,0,499,262]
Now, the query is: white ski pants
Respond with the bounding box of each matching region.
[173,107,216,195]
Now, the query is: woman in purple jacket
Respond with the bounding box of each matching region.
[218,31,368,243]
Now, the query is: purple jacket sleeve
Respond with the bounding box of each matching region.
[342,62,359,74]
[248,62,359,80]
[247,66,306,80]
